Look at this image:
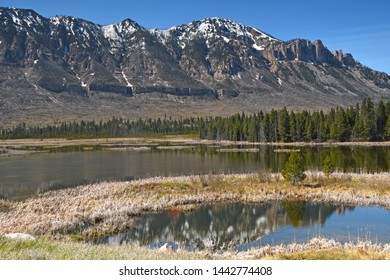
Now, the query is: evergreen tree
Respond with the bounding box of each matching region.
[385,114,390,140]
[331,108,350,141]
[323,155,335,177]
[361,98,376,141]
[376,100,387,141]
[278,107,290,142]
[289,111,297,142]
[352,104,364,141]
[282,152,306,185]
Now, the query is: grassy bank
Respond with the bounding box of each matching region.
[1,172,390,259]
[0,237,219,260]
[1,237,389,260]
[1,172,390,238]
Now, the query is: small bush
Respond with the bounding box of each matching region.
[323,155,335,177]
[199,173,224,188]
[199,175,209,187]
[282,152,306,186]
[257,169,272,183]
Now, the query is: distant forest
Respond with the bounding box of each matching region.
[2,98,390,142]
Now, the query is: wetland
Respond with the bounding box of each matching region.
[2,138,390,259]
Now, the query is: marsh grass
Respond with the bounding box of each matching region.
[264,248,390,260]
[160,181,191,190]
[2,172,390,242]
[199,173,225,188]
[257,169,273,183]
[0,200,11,213]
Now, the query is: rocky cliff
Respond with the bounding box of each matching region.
[1,7,390,125]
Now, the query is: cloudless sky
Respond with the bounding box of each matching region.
[1,0,389,74]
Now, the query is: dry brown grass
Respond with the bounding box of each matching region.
[221,238,390,260]
[267,248,390,260]
[1,172,390,240]
[2,172,390,260]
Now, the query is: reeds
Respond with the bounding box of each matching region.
[1,172,390,240]
[230,238,390,260]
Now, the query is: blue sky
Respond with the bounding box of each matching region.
[1,0,389,74]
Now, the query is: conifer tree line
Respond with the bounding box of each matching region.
[199,98,390,142]
[0,116,199,139]
[2,98,390,142]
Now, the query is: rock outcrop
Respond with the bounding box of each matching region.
[0,7,390,125]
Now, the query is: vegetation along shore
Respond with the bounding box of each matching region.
[1,171,390,259]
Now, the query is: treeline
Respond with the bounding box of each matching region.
[199,98,390,142]
[0,117,199,139]
[2,98,390,142]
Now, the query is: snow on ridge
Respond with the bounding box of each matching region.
[252,44,264,51]
[251,27,279,42]
[122,71,133,87]
[50,16,61,26]
[117,20,138,34]
[102,20,139,45]
[151,17,278,50]
[24,14,42,27]
[149,28,171,45]
[102,24,122,41]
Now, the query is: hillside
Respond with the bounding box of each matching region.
[0,7,390,126]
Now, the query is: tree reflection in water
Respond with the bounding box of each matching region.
[93,202,357,251]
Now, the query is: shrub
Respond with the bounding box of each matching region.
[282,151,306,185]
[257,168,272,183]
[323,155,335,177]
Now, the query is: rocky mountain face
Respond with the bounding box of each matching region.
[1,7,390,125]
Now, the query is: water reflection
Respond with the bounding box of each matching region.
[91,202,388,252]
[2,144,390,200]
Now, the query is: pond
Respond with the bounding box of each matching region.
[1,143,390,200]
[91,202,390,252]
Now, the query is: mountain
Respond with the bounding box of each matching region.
[1,7,390,126]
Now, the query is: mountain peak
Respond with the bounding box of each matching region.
[176,17,279,42]
[0,6,389,123]
[0,7,46,29]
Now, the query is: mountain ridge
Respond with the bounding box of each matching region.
[0,7,390,126]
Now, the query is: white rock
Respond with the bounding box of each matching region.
[4,233,36,241]
[159,243,173,253]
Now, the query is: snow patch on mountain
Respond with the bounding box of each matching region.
[122,71,133,87]
[151,17,279,52]
[252,44,264,51]
[102,24,122,42]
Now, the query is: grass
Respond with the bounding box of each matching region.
[0,237,221,260]
[266,248,390,260]
[160,181,191,189]
[1,172,390,239]
[2,172,390,259]
[1,237,390,260]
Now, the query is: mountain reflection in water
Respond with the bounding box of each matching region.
[92,202,374,252]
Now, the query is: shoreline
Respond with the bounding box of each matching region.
[1,236,390,260]
[3,136,390,147]
[2,172,390,259]
[2,136,390,159]
[1,172,390,236]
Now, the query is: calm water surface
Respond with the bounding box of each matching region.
[92,202,390,252]
[1,144,390,200]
